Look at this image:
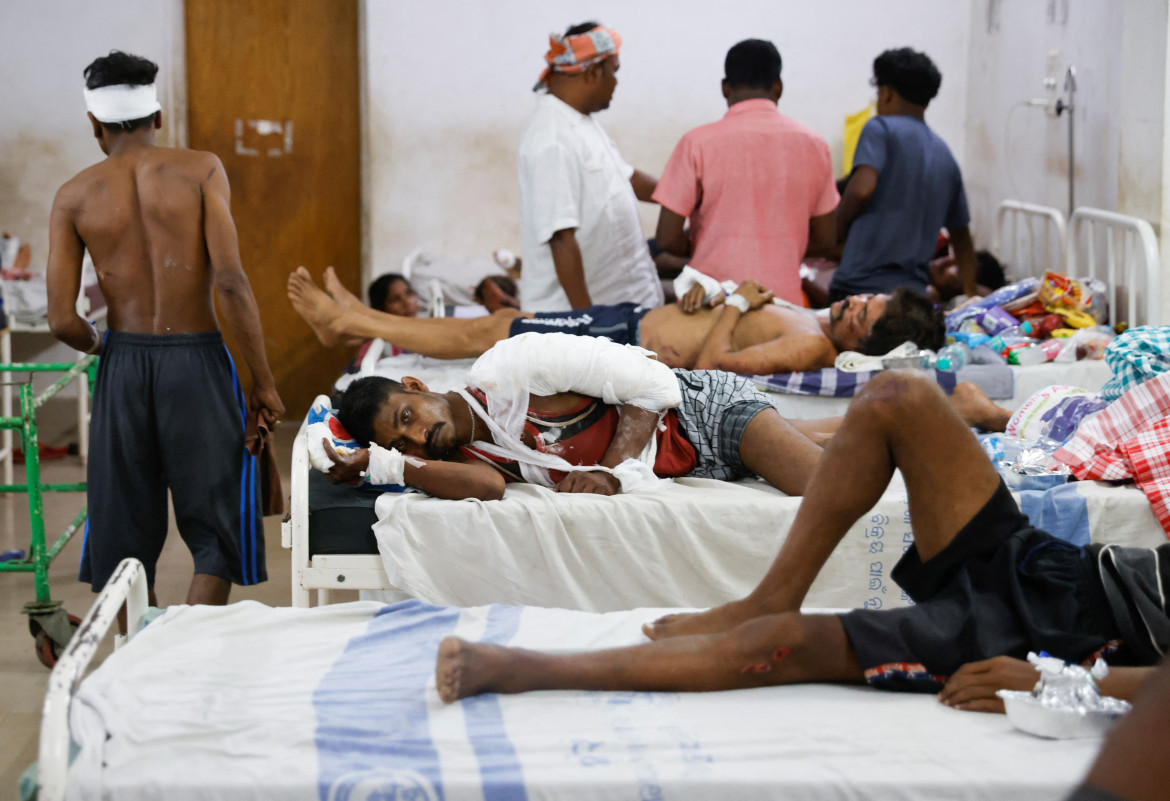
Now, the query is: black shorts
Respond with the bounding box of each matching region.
[839,480,1120,691]
[79,331,265,591]
[507,303,650,346]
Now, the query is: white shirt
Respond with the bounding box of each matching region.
[516,94,664,312]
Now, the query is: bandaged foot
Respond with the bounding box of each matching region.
[287,267,349,346]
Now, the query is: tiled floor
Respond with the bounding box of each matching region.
[0,400,343,793]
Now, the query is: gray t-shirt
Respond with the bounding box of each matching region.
[831,115,969,297]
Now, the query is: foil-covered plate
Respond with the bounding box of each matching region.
[998,690,1130,739]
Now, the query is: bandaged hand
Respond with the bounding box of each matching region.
[938,655,1039,713]
[555,470,621,495]
[731,281,774,311]
[321,439,369,484]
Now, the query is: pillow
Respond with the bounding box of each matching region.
[305,395,410,494]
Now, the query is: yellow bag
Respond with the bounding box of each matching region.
[842,103,876,177]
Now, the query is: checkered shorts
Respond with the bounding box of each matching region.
[672,369,774,480]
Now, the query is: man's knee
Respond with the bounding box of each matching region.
[852,369,945,424]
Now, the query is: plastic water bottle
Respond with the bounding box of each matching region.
[1007,339,1063,366]
[988,321,1036,357]
[935,342,972,372]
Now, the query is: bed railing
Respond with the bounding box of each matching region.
[994,200,1067,281]
[282,419,395,607]
[38,557,148,801]
[1066,207,1161,328]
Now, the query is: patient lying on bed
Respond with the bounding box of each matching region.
[317,332,833,499]
[289,266,944,375]
[434,368,1168,712]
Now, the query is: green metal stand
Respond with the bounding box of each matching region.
[0,357,96,666]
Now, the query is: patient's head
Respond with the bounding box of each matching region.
[836,287,943,355]
[83,51,162,145]
[723,39,782,104]
[872,48,941,111]
[368,273,419,318]
[338,375,460,460]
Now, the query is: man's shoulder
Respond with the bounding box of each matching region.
[54,160,112,209]
[773,112,829,142]
[148,146,221,175]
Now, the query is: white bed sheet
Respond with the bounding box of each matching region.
[372,472,1164,612]
[66,600,1102,801]
[768,359,1113,420]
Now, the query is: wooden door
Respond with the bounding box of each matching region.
[186,0,361,416]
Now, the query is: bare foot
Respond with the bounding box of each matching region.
[323,265,368,313]
[642,599,759,641]
[436,636,510,703]
[287,267,349,347]
[951,382,1011,432]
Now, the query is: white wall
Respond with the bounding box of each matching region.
[0,0,185,270]
[963,0,1166,246]
[0,0,184,372]
[364,0,972,280]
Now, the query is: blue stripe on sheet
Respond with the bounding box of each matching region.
[313,600,460,801]
[461,606,529,801]
[1016,482,1092,547]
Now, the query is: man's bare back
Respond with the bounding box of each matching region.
[49,131,280,419]
[52,147,222,335]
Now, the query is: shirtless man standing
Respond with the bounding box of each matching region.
[47,51,283,608]
[288,266,943,375]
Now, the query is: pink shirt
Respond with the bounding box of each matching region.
[653,100,838,305]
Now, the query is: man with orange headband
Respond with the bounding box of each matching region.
[518,21,664,312]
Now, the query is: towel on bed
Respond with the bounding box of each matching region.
[1057,371,1170,536]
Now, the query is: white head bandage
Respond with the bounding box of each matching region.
[83,83,161,123]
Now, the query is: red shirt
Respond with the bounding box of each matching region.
[653,99,838,305]
[459,389,697,482]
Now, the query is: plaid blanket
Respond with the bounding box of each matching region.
[1101,325,1170,401]
[753,368,959,397]
[1055,371,1170,536]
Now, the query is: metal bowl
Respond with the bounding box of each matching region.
[998,690,1130,739]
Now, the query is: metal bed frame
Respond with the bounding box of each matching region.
[36,556,148,801]
[0,355,97,665]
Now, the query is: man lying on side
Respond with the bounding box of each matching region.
[317,332,835,501]
[432,368,1166,710]
[289,266,943,375]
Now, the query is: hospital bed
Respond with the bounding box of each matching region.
[763,203,1157,420]
[39,556,1108,801]
[286,201,1164,610]
[287,406,1166,611]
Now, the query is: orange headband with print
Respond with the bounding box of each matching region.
[535,26,622,90]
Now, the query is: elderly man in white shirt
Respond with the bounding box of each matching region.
[517,21,665,312]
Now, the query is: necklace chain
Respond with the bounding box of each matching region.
[468,403,477,443]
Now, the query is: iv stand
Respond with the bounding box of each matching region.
[1055,65,1077,216]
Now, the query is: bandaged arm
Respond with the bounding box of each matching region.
[468,332,681,491]
[471,331,680,411]
[315,438,505,501]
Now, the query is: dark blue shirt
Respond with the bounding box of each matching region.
[830,115,969,297]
